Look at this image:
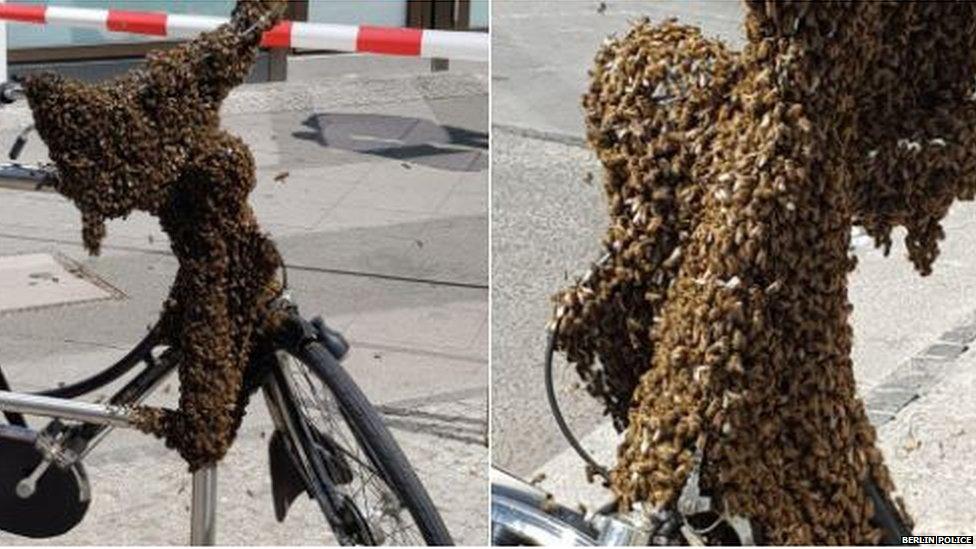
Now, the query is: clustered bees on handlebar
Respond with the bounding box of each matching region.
[21,0,288,471]
[552,2,976,544]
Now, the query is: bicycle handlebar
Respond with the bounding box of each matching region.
[0,162,57,192]
[0,81,23,105]
[0,80,55,188]
[0,80,37,161]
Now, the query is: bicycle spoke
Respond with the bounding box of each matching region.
[279,354,425,545]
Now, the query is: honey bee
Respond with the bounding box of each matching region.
[542,1,976,541]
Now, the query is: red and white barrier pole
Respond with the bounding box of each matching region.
[0,3,488,62]
[0,1,7,82]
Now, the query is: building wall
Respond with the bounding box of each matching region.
[470,0,488,29]
[308,0,408,27]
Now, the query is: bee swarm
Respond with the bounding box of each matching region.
[552,2,976,543]
[23,0,287,471]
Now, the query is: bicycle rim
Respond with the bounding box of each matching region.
[276,351,429,545]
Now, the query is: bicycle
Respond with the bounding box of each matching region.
[0,47,453,549]
[488,311,914,546]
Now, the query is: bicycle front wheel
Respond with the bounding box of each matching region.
[273,341,453,546]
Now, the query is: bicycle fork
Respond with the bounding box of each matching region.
[261,353,360,545]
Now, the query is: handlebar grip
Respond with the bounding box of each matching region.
[9,136,27,160]
[310,316,350,361]
[0,82,24,105]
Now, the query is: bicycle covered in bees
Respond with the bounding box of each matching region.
[488,312,914,546]
[0,1,452,543]
[0,281,451,545]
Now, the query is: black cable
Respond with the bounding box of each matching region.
[33,328,160,399]
[865,479,915,543]
[544,315,610,482]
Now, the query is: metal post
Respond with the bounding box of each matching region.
[190,466,218,546]
[267,47,288,82]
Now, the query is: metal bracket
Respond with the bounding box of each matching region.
[676,453,712,517]
[674,451,756,545]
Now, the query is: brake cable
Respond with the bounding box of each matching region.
[544,314,610,483]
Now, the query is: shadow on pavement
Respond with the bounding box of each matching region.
[293,113,488,172]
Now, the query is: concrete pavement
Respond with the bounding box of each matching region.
[0,54,488,545]
[492,0,744,139]
[492,0,976,537]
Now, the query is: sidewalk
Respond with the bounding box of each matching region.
[0,55,488,545]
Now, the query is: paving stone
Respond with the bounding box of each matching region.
[867,409,897,427]
[0,253,119,314]
[908,357,952,378]
[876,353,976,535]
[864,384,918,414]
[939,323,976,344]
[920,342,967,359]
[885,369,933,393]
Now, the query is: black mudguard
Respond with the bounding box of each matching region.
[268,429,308,522]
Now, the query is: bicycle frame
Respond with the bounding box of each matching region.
[0,281,356,544]
[0,318,221,538]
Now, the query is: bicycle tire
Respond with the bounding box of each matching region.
[282,341,453,546]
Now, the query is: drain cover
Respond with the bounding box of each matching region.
[0,253,121,314]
